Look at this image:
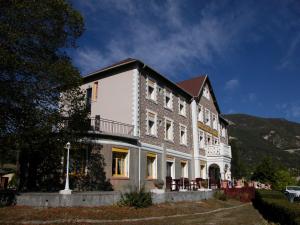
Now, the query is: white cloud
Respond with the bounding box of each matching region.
[278,33,300,69]
[72,0,256,76]
[224,79,240,91]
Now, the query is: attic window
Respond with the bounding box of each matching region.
[205,109,210,126]
[203,86,210,100]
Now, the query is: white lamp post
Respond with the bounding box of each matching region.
[59,142,72,195]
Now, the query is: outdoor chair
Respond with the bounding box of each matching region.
[166,176,173,191]
[195,178,203,189]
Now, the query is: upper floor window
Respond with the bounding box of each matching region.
[214,137,219,145]
[205,109,210,126]
[92,81,98,101]
[203,86,210,100]
[179,99,186,116]
[212,113,218,130]
[112,147,129,177]
[198,105,204,122]
[221,125,226,137]
[179,124,187,145]
[206,133,212,145]
[198,129,205,149]
[146,152,157,179]
[146,111,157,136]
[164,118,174,141]
[147,78,157,102]
[86,88,92,112]
[164,89,173,110]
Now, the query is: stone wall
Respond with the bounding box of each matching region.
[139,70,193,155]
[17,190,213,207]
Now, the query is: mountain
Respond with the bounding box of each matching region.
[224,114,300,170]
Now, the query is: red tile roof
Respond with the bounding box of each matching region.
[177,75,207,97]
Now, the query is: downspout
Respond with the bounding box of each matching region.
[138,62,146,191]
[138,146,141,191]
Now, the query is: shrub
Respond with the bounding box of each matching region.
[214,190,227,201]
[223,187,255,202]
[253,190,300,225]
[0,190,16,207]
[118,187,152,208]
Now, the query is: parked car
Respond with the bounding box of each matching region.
[284,186,300,203]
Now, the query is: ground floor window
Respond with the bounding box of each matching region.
[112,147,129,177]
[147,152,157,179]
[166,157,175,178]
[180,160,188,178]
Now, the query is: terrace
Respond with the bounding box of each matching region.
[89,116,136,139]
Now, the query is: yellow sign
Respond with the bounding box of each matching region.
[198,122,218,137]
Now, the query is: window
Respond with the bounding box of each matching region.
[214,137,219,145]
[179,124,187,145]
[203,86,210,99]
[166,157,175,178]
[221,125,226,137]
[147,78,157,102]
[112,148,129,177]
[212,113,217,130]
[179,99,186,116]
[147,111,157,136]
[180,161,188,178]
[86,88,92,112]
[206,133,212,145]
[164,89,173,109]
[198,105,204,122]
[205,109,211,126]
[164,118,174,141]
[92,81,98,101]
[147,152,157,179]
[198,129,205,148]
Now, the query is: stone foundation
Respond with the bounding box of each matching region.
[17,190,213,207]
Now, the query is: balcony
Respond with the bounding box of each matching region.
[206,144,231,158]
[89,116,135,138]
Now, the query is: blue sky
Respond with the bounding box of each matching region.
[69,0,300,123]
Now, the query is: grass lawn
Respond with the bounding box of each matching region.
[0,199,270,225]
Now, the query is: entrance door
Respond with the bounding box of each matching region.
[209,164,220,189]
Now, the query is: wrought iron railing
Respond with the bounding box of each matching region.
[90,116,135,137]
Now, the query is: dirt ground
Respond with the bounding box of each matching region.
[0,199,270,225]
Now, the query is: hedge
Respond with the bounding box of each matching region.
[253,190,300,225]
[0,190,17,207]
[223,187,255,202]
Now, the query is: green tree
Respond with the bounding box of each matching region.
[0,0,86,191]
[273,169,297,190]
[251,157,296,190]
[251,157,277,184]
[230,139,248,179]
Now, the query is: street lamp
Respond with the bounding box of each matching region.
[59,142,72,195]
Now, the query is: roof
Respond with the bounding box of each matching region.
[82,58,192,98]
[84,58,137,78]
[177,75,206,97]
[82,58,222,113]
[177,75,221,113]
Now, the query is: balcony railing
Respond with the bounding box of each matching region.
[90,116,135,138]
[206,144,232,158]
